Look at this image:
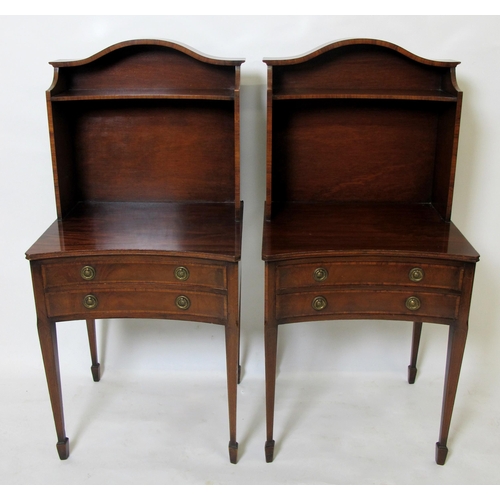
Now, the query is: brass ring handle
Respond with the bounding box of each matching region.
[405,296,421,311]
[409,267,424,282]
[174,266,190,281]
[313,267,329,282]
[312,296,328,311]
[175,295,191,310]
[81,265,96,281]
[83,294,98,309]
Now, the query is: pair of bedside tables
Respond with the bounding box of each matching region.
[26,39,479,466]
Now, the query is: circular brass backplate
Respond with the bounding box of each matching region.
[409,267,424,283]
[175,295,191,310]
[81,265,96,281]
[313,267,329,282]
[83,294,98,309]
[174,266,190,281]
[405,296,421,311]
[311,296,328,311]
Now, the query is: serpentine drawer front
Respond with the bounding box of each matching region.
[42,258,227,290]
[276,261,464,292]
[45,288,227,322]
[42,257,229,322]
[276,288,460,322]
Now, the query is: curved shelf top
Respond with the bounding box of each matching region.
[50,38,245,68]
[26,202,243,263]
[264,38,460,68]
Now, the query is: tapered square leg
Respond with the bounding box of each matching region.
[265,324,278,463]
[436,322,468,465]
[408,322,422,384]
[37,317,70,460]
[264,263,278,463]
[86,319,101,382]
[225,263,240,464]
[225,327,239,465]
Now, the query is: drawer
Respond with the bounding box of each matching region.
[42,260,226,290]
[45,288,226,322]
[276,289,459,322]
[277,261,463,292]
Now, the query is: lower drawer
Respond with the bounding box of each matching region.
[45,288,226,323]
[276,289,459,322]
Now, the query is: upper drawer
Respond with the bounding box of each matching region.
[42,260,226,290]
[276,261,464,291]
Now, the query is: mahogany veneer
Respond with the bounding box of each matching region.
[262,39,479,465]
[26,40,244,463]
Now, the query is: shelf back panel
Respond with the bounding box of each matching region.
[57,100,235,203]
[272,100,444,203]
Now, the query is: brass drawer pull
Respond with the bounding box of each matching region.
[175,295,191,310]
[174,266,190,281]
[405,296,421,311]
[409,267,424,282]
[312,296,328,311]
[83,294,98,309]
[313,267,328,282]
[81,265,96,281]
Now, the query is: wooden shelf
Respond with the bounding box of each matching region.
[272,88,457,102]
[27,201,242,262]
[262,202,479,262]
[51,88,236,101]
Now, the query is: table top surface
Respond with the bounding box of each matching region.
[262,203,479,263]
[26,201,243,262]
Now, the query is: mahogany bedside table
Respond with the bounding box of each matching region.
[26,40,244,464]
[262,39,479,465]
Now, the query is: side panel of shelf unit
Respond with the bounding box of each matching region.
[432,94,463,221]
[47,98,80,218]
